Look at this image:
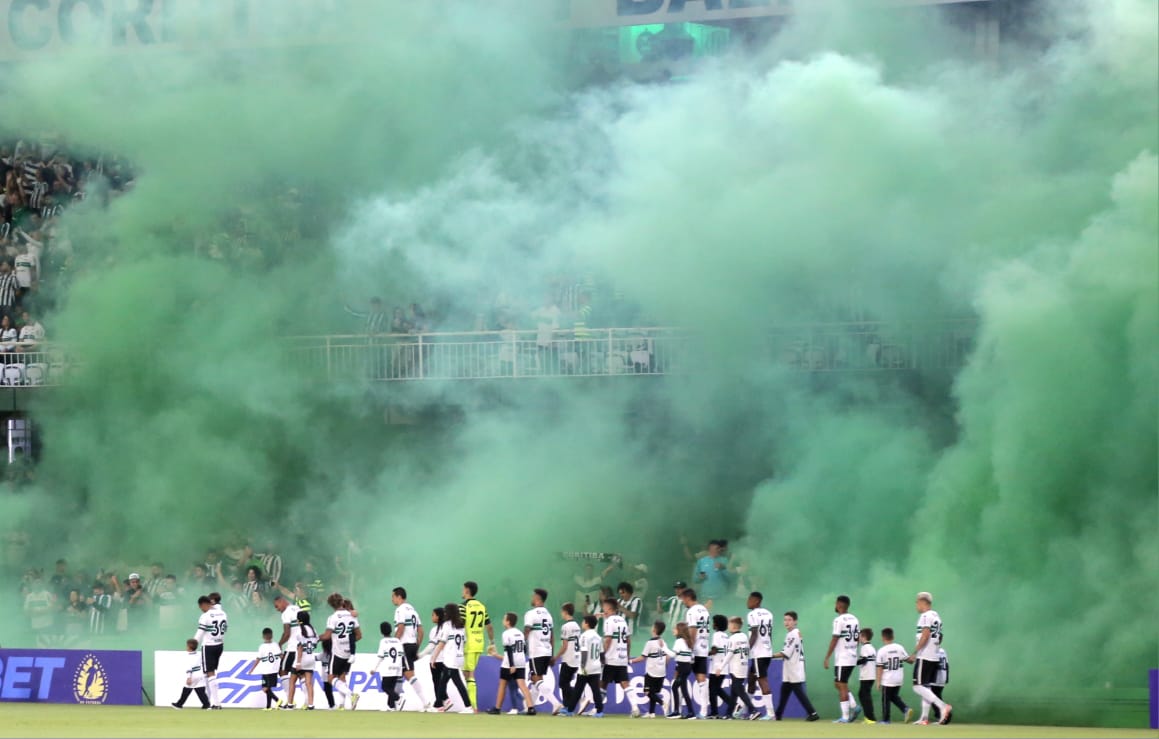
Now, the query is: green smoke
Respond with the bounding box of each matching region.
[0,0,1154,728]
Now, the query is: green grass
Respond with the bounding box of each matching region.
[0,706,1154,739]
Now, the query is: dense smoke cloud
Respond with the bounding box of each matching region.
[0,0,1154,724]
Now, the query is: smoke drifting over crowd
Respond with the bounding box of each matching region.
[0,0,1154,722]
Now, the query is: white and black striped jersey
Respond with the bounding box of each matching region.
[602,614,630,666]
[559,619,581,668]
[915,610,943,661]
[876,643,909,687]
[88,593,112,634]
[686,604,711,657]
[747,607,774,658]
[255,642,281,675]
[618,596,642,635]
[501,627,528,669]
[832,613,860,667]
[0,272,20,308]
[376,637,405,677]
[639,636,671,678]
[523,606,553,658]
[185,651,206,687]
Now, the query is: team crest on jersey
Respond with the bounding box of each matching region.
[73,654,109,704]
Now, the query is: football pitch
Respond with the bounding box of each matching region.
[1,706,1154,739]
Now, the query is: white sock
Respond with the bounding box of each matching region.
[764,693,775,714]
[848,694,858,709]
[206,676,219,706]
[695,681,708,716]
[841,700,850,720]
[528,681,540,706]
[913,685,944,710]
[540,682,561,709]
[408,677,428,705]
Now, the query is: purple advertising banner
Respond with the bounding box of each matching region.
[0,649,141,705]
[474,657,803,717]
[1149,669,1157,730]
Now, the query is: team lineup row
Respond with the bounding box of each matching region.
[171,583,953,725]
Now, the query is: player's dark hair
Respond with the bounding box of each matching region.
[681,588,697,601]
[393,587,407,599]
[92,581,104,590]
[197,595,211,606]
[186,639,198,650]
[582,615,598,629]
[882,628,894,640]
[327,592,344,609]
[298,610,312,636]
[750,591,763,602]
[262,627,273,637]
[504,611,518,627]
[209,592,222,604]
[445,602,465,629]
[653,621,666,636]
[602,598,618,612]
[561,602,575,616]
[432,607,445,625]
[342,598,354,610]
[534,588,548,604]
[380,621,392,637]
[785,610,798,620]
[617,581,633,595]
[463,581,479,597]
[836,594,851,607]
[861,628,874,641]
[675,621,692,643]
[712,614,728,631]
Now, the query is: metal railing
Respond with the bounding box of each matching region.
[0,344,68,387]
[284,320,977,383]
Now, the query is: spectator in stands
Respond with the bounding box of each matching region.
[49,558,70,599]
[23,574,56,645]
[0,261,19,322]
[0,314,17,352]
[344,297,388,335]
[242,565,265,598]
[17,310,43,347]
[121,572,153,629]
[144,562,165,599]
[390,306,409,333]
[156,574,182,628]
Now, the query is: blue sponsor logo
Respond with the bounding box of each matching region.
[214,659,385,705]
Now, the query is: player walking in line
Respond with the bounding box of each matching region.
[931,647,951,722]
[668,621,695,719]
[552,602,581,714]
[822,594,860,723]
[273,595,301,702]
[370,621,407,711]
[489,612,536,715]
[523,588,560,713]
[708,614,731,718]
[321,593,362,710]
[249,627,284,710]
[419,607,447,712]
[772,611,820,721]
[856,628,877,723]
[391,587,431,710]
[726,616,758,719]
[630,620,673,717]
[461,581,494,709]
[601,598,642,717]
[171,639,210,709]
[193,595,227,709]
[875,628,912,724]
[565,615,605,717]
[680,588,711,718]
[746,591,776,719]
[289,610,320,710]
[431,602,474,714]
[909,592,952,724]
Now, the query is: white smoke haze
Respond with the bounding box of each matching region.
[0,0,1153,725]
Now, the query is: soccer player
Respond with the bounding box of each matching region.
[461,581,494,709]
[931,646,950,723]
[617,581,642,636]
[273,595,301,702]
[566,614,604,717]
[708,614,731,718]
[681,588,711,718]
[370,621,407,711]
[601,598,641,717]
[856,628,877,723]
[391,587,430,710]
[552,602,581,714]
[321,593,362,710]
[908,591,952,724]
[822,594,860,723]
[170,639,210,709]
[522,588,559,713]
[431,602,473,713]
[772,611,820,721]
[193,594,227,709]
[746,591,775,719]
[875,627,911,724]
[489,612,536,715]
[630,620,672,717]
[726,617,758,719]
[292,610,320,710]
[249,627,283,710]
[669,621,695,719]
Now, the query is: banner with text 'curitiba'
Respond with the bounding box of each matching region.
[0,649,142,705]
[154,651,800,715]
